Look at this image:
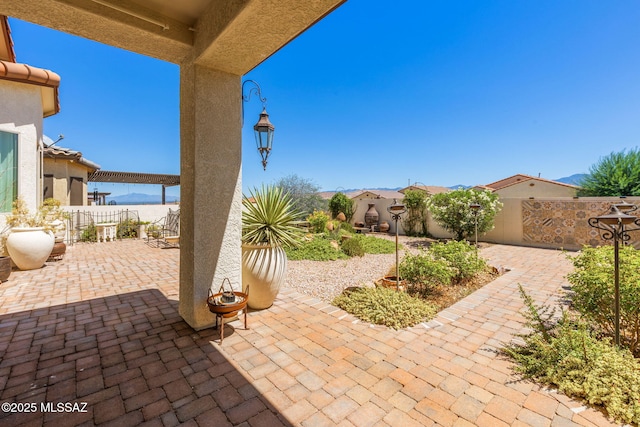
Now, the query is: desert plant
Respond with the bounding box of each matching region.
[307,210,330,233]
[328,192,356,222]
[427,188,502,241]
[504,285,640,425]
[353,234,396,254]
[332,286,437,329]
[429,240,487,282]
[5,197,47,228]
[4,197,67,231]
[242,185,304,248]
[284,235,348,261]
[399,250,455,289]
[341,236,365,257]
[566,245,640,355]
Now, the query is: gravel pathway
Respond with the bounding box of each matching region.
[284,235,435,301]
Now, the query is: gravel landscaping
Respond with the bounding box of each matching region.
[284,235,435,301]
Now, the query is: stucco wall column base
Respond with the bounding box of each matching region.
[179,64,242,330]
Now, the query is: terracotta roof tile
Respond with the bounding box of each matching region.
[0,16,16,62]
[0,16,60,117]
[483,174,579,191]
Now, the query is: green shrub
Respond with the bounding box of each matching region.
[354,235,396,254]
[285,235,348,261]
[332,286,437,329]
[328,192,356,221]
[399,251,455,289]
[307,210,330,233]
[341,237,365,257]
[338,221,354,234]
[504,285,640,425]
[117,218,139,239]
[567,245,640,355]
[80,224,97,242]
[402,189,428,236]
[430,240,487,282]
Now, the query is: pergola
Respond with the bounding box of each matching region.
[1,0,346,329]
[88,170,180,204]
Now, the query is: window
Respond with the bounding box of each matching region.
[70,177,83,206]
[0,131,18,212]
[43,174,53,200]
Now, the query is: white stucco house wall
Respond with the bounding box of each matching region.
[0,15,60,214]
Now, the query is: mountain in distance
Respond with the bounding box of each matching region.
[337,187,402,193]
[447,184,470,189]
[554,173,587,186]
[106,192,180,205]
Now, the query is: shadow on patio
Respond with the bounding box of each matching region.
[0,287,294,426]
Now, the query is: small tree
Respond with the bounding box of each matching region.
[328,192,356,221]
[402,189,428,236]
[427,188,502,241]
[578,148,640,196]
[274,174,327,217]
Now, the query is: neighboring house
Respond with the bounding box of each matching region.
[0,15,60,213]
[42,138,100,206]
[319,189,405,201]
[475,174,579,198]
[398,184,451,196]
[349,189,405,201]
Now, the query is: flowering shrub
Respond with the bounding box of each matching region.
[427,188,502,241]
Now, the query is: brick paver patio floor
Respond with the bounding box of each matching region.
[0,240,620,426]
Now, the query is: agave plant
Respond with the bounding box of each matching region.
[242,185,304,248]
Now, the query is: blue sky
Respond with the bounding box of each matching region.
[8,1,640,197]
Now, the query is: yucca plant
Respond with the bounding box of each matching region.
[242,185,304,248]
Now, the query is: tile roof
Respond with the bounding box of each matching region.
[0,15,15,62]
[483,174,579,191]
[398,185,451,195]
[43,144,100,172]
[0,16,60,117]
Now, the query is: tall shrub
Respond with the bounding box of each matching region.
[275,174,327,216]
[402,189,428,236]
[578,148,640,196]
[328,192,356,222]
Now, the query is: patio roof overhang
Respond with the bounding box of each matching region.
[0,0,346,72]
[88,170,180,187]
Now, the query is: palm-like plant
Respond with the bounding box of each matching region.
[242,185,304,248]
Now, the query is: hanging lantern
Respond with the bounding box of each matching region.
[253,108,275,170]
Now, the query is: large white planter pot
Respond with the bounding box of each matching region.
[242,244,287,309]
[6,227,55,270]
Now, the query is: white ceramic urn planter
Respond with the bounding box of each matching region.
[6,227,55,270]
[242,244,287,309]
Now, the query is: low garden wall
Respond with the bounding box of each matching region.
[353,197,640,251]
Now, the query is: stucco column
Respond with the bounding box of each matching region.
[179,63,242,330]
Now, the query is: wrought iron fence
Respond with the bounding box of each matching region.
[67,209,141,244]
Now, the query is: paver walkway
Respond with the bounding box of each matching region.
[0,241,620,426]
